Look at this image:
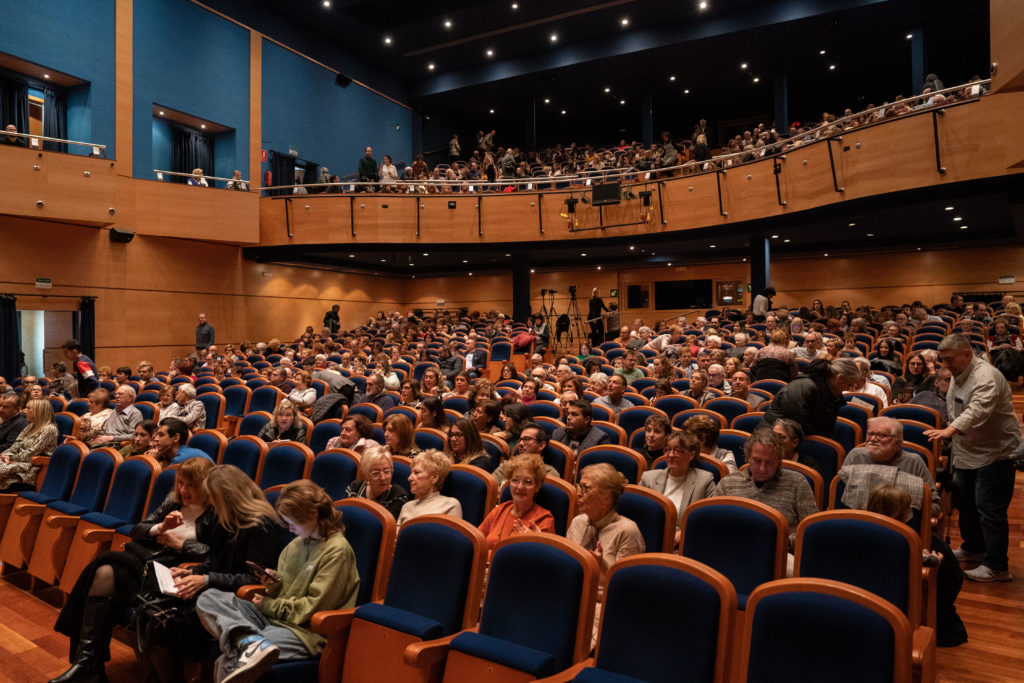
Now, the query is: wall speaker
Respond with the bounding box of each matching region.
[109,227,135,243]
[335,74,352,88]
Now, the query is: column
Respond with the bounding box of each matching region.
[749,236,770,295]
[512,253,531,322]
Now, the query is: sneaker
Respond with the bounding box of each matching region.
[221,636,280,683]
[952,548,985,563]
[964,565,1013,583]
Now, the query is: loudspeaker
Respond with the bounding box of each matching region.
[335,73,352,88]
[109,227,135,243]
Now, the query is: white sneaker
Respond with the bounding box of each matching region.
[964,565,1013,583]
[952,548,985,563]
[221,636,280,683]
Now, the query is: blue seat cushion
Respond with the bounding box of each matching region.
[354,603,444,641]
[449,631,556,678]
[80,511,127,529]
[574,668,649,683]
[48,500,90,516]
[115,523,135,535]
[17,491,55,504]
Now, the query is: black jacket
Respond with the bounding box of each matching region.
[761,359,843,437]
[191,515,282,592]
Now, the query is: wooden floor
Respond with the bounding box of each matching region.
[1,479,1022,682]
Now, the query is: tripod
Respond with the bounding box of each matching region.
[564,291,587,352]
[539,290,558,355]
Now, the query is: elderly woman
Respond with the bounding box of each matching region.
[567,463,645,584]
[325,414,379,454]
[470,399,503,436]
[162,383,206,432]
[639,429,715,542]
[770,417,822,475]
[287,370,317,410]
[258,400,306,443]
[684,414,737,472]
[156,385,175,412]
[396,449,463,528]
[447,417,491,471]
[345,446,410,519]
[77,388,112,445]
[0,399,58,491]
[685,369,713,408]
[399,379,422,408]
[383,413,419,458]
[478,453,555,552]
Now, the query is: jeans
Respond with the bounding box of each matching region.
[953,458,1016,571]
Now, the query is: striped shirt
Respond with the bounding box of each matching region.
[712,468,819,544]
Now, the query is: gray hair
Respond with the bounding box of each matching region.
[937,333,972,353]
[829,358,862,382]
[868,416,903,442]
[178,383,196,400]
[116,385,137,399]
[359,445,394,478]
[589,372,609,387]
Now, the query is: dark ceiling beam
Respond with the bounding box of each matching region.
[411,0,887,97]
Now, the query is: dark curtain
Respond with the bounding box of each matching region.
[0,74,29,135]
[0,295,19,381]
[303,159,320,193]
[270,151,296,197]
[170,124,214,185]
[78,297,96,361]
[42,85,68,153]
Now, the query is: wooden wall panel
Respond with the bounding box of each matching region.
[129,178,260,243]
[991,0,1024,93]
[249,33,262,195]
[115,0,132,174]
[0,149,117,226]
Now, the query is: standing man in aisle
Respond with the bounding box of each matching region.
[60,339,98,398]
[588,288,609,347]
[925,334,1018,583]
[195,313,215,355]
[357,146,378,192]
[323,304,341,335]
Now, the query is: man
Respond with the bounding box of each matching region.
[463,339,488,379]
[636,414,670,466]
[268,367,295,395]
[323,304,341,334]
[146,418,213,467]
[359,373,395,411]
[225,169,249,191]
[137,362,155,384]
[794,331,826,360]
[924,334,1018,582]
[614,353,643,385]
[61,339,98,398]
[2,124,25,147]
[552,400,612,457]
[707,364,731,395]
[730,370,764,409]
[554,364,575,389]
[712,428,818,546]
[841,417,940,516]
[195,313,215,355]
[161,384,207,431]
[89,386,143,445]
[357,146,378,190]
[614,326,632,348]
[0,393,27,451]
[593,374,632,416]
[695,350,713,373]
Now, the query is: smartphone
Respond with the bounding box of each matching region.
[245,560,272,577]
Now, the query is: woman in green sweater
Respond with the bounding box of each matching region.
[196,479,359,683]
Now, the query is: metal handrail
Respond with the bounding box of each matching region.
[153,169,250,185]
[1,131,107,156]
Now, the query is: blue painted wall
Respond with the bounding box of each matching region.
[0,0,116,156]
[261,40,412,181]
[152,118,172,177]
[132,0,249,180]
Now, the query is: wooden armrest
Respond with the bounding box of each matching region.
[922,566,938,630]
[45,514,80,529]
[0,493,17,507]
[911,625,936,679]
[310,606,356,636]
[403,632,464,668]
[179,562,200,569]
[81,527,116,543]
[534,659,593,683]
[263,484,286,494]
[30,456,49,467]
[13,501,46,516]
[236,584,268,600]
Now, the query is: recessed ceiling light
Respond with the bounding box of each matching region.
[511,1,518,8]
[944,206,954,210]
[629,245,635,250]
[200,124,206,129]
[427,63,435,71]
[485,48,494,57]
[384,36,392,45]
[752,77,760,83]
[698,1,708,9]
[771,234,779,239]
[619,99,626,105]
[824,252,829,257]
[709,244,716,248]
[550,32,558,42]
[409,263,414,266]
[581,253,587,257]
[670,75,676,81]
[784,239,791,243]
[489,108,495,114]
[530,268,535,273]
[597,266,602,270]
[43,74,50,79]
[906,33,913,39]
[544,98,550,104]
[668,262,672,267]
[380,258,387,262]
[960,225,968,230]
[620,17,629,27]
[422,252,428,256]
[444,19,452,28]
[561,109,567,115]
[349,254,355,258]
[322,0,330,6]
[848,222,856,227]
[159,111,165,116]
[462,259,468,263]
[819,49,826,55]
[604,87,611,93]
[829,64,836,70]
[866,233,874,237]
[683,88,690,94]
[468,272,473,276]
[740,62,748,70]
[953,216,962,221]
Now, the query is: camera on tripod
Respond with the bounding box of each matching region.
[568,285,577,298]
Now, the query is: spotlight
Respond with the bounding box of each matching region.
[565,197,578,213]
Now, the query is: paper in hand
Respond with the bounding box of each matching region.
[152,561,179,596]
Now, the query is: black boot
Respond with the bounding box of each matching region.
[49,596,113,683]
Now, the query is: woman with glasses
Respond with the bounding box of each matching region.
[894,350,935,399]
[638,429,714,544]
[478,453,555,554]
[567,463,644,586]
[446,417,492,471]
[345,445,409,519]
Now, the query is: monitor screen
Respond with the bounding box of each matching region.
[654,279,714,310]
[591,182,621,206]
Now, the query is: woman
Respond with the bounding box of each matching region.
[77,389,112,446]
[157,385,175,413]
[684,413,737,472]
[379,155,399,192]
[894,351,935,399]
[810,299,826,320]
[416,396,449,431]
[195,479,360,682]
[639,429,715,542]
[686,369,713,408]
[374,355,400,391]
[324,414,379,455]
[287,371,316,410]
[576,344,595,363]
[496,402,531,453]
[187,168,208,187]
[654,378,676,399]
[420,367,444,397]
[723,356,742,376]
[119,419,158,459]
[447,418,491,471]
[345,446,410,520]
[771,418,821,474]
[258,400,307,443]
[498,362,518,382]
[399,379,422,408]
[842,334,862,357]
[587,373,609,397]
[752,329,797,381]
[471,399,503,436]
[396,450,463,528]
[871,338,902,376]
[0,399,58,491]
[383,413,419,457]
[988,318,1024,382]
[567,463,644,584]
[478,453,555,552]
[51,458,218,683]
[447,372,473,399]
[823,336,842,361]
[518,378,539,405]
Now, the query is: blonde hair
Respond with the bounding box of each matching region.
[272,399,298,428]
[24,399,55,435]
[413,449,453,490]
[173,457,215,506]
[580,462,627,506]
[204,465,278,534]
[505,453,547,489]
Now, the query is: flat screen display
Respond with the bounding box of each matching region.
[654,279,713,310]
[591,182,621,206]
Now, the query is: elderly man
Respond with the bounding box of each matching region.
[463,339,488,379]
[146,418,213,468]
[594,374,632,416]
[552,400,612,457]
[89,386,143,445]
[268,367,295,394]
[841,417,940,515]
[554,363,575,389]
[730,371,764,409]
[225,169,249,191]
[161,384,207,431]
[0,394,27,451]
[2,124,25,147]
[707,364,731,396]
[614,352,644,385]
[359,373,395,411]
[925,334,1018,583]
[794,331,826,360]
[726,332,749,359]
[712,428,818,546]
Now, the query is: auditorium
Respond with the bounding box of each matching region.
[0,0,1022,681]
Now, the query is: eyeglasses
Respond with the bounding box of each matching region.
[509,478,535,487]
[368,469,393,478]
[866,431,896,440]
[449,432,464,439]
[518,435,538,443]
[576,482,593,494]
